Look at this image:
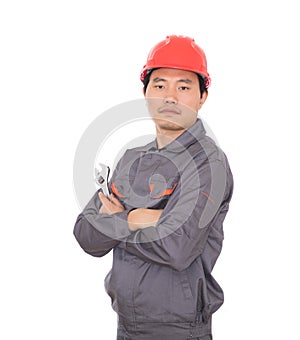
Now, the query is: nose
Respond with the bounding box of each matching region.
[163,88,178,105]
[164,97,177,105]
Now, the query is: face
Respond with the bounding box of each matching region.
[144,68,207,133]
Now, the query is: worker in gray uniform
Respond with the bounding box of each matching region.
[74,35,234,340]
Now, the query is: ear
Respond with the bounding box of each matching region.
[197,91,208,110]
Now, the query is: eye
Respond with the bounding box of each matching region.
[154,85,165,89]
[179,86,190,91]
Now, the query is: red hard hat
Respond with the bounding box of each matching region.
[140,35,211,88]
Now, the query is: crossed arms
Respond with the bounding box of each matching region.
[74,158,231,271]
[98,191,163,231]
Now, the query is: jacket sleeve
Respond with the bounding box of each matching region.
[119,159,233,271]
[73,191,132,257]
[73,155,132,257]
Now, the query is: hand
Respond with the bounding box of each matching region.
[99,192,125,215]
[128,208,163,231]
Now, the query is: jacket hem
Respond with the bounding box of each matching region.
[117,318,212,339]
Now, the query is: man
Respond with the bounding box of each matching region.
[74,35,233,340]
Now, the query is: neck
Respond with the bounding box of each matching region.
[155,127,186,149]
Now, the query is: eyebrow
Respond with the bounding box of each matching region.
[152,77,193,84]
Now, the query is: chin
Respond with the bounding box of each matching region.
[156,115,198,131]
[154,118,185,131]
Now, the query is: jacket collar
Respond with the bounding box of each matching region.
[139,118,207,153]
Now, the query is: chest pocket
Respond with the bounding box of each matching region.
[110,175,132,199]
[149,174,178,199]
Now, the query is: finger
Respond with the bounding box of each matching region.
[100,196,112,212]
[99,192,109,204]
[110,193,123,207]
[98,191,104,202]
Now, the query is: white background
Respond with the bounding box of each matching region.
[1,0,299,339]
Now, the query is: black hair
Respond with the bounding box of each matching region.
[142,68,208,98]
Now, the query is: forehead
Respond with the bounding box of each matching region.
[150,68,198,82]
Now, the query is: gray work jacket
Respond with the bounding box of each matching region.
[74,119,233,339]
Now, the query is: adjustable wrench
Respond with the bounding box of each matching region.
[95,163,110,197]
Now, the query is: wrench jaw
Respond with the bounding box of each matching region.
[95,163,110,197]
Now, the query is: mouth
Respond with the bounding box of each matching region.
[157,107,181,115]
